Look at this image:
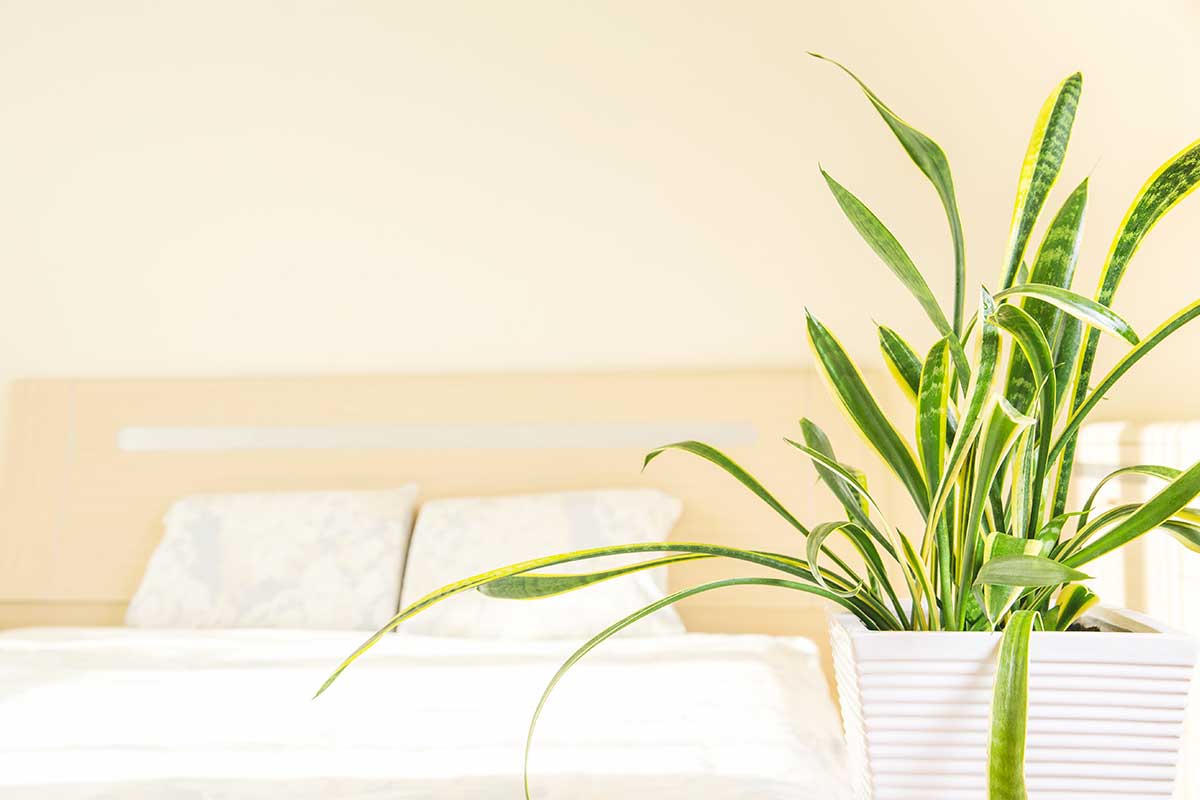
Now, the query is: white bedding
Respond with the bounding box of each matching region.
[0,628,848,799]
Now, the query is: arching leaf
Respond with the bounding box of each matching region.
[994,284,1138,345]
[1066,459,1200,567]
[479,554,709,599]
[1051,300,1200,466]
[521,577,858,799]
[810,53,966,334]
[989,611,1041,800]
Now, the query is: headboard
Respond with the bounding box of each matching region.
[0,369,908,679]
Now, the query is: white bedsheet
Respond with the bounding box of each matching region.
[0,628,847,799]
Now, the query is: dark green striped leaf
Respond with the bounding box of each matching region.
[1060,138,1200,520]
[992,303,1056,534]
[922,290,1001,584]
[1008,179,1088,417]
[916,337,952,492]
[878,325,923,400]
[806,312,930,516]
[1001,73,1082,288]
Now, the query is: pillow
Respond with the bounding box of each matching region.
[398,488,686,639]
[125,486,418,630]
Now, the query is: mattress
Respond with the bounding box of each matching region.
[0,628,848,799]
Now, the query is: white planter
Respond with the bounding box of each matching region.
[830,608,1197,800]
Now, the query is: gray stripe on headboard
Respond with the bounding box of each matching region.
[117,422,759,452]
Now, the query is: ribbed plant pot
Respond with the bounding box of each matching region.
[830,608,1197,800]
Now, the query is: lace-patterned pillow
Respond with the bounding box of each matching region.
[126,487,417,630]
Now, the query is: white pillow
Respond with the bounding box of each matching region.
[126,486,418,630]
[398,488,686,639]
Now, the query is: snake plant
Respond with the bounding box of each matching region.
[319,56,1200,799]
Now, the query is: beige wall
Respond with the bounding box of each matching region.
[3,1,1200,473]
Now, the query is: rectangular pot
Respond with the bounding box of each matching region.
[830,608,1197,800]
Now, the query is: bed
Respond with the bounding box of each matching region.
[0,371,869,797]
[0,628,847,798]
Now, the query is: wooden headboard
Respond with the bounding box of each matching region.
[0,369,909,676]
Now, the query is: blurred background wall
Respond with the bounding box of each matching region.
[3,1,1200,474]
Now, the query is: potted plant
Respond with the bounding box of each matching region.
[318,56,1200,799]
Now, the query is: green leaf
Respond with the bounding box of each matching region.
[1035,512,1079,552]
[807,521,868,598]
[1079,464,1181,527]
[1082,136,1200,345]
[975,554,1089,587]
[798,419,893,557]
[806,312,930,516]
[810,53,966,334]
[1050,300,1200,467]
[1009,429,1037,541]
[821,170,969,381]
[521,576,847,799]
[643,440,809,533]
[915,337,956,626]
[922,291,1003,620]
[916,337,952,492]
[992,303,1056,534]
[821,168,949,336]
[1050,584,1098,631]
[899,532,938,630]
[643,440,870,590]
[1000,72,1082,288]
[478,554,709,599]
[798,422,908,625]
[783,439,896,539]
[1009,179,1088,416]
[1060,139,1200,521]
[314,541,902,699]
[1164,520,1200,553]
[878,325,923,401]
[785,437,928,627]
[981,532,1047,625]
[958,397,1038,618]
[993,284,1139,345]
[989,610,1040,800]
[1066,459,1200,567]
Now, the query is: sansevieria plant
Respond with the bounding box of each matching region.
[319,56,1200,798]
